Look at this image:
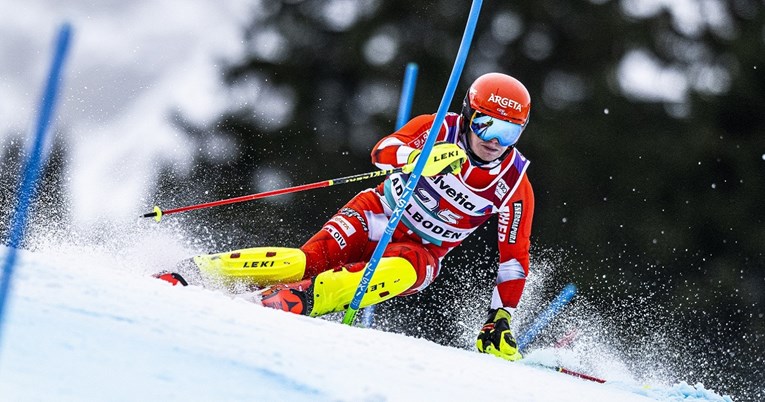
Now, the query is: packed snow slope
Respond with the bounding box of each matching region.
[0,246,732,402]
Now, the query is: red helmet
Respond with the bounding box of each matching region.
[461,73,531,146]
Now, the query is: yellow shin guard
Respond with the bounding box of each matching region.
[193,247,306,287]
[307,257,417,317]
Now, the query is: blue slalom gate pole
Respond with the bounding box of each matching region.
[0,23,73,344]
[361,62,419,328]
[395,63,419,130]
[343,0,483,326]
[516,283,577,352]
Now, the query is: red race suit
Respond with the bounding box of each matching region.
[300,112,534,311]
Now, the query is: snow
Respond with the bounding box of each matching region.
[0,1,252,227]
[0,246,733,401]
[0,1,746,401]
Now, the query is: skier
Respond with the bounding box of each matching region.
[158,72,534,362]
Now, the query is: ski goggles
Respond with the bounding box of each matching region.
[469,112,524,147]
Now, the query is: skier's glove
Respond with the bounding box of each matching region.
[476,308,523,361]
[403,142,466,177]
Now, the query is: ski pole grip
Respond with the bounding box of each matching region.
[140,206,163,222]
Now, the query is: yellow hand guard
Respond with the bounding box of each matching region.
[476,308,523,362]
[403,142,467,177]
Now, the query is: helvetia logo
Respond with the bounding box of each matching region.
[488,93,522,111]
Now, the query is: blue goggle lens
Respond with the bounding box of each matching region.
[470,113,523,147]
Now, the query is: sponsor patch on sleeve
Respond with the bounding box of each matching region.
[508,202,522,244]
[497,201,522,244]
[323,225,347,249]
[340,207,368,232]
[330,216,357,237]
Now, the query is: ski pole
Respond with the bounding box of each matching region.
[555,366,606,383]
[517,283,577,352]
[141,167,403,222]
[553,328,578,349]
[531,363,605,384]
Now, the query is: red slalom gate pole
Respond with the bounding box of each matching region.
[142,167,402,222]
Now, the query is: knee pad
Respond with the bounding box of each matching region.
[307,256,417,317]
[193,247,306,287]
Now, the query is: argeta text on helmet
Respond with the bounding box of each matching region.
[488,93,522,112]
